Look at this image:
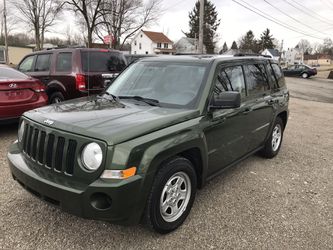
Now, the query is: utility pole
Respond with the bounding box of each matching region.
[198,0,204,54]
[3,0,9,64]
[279,39,284,64]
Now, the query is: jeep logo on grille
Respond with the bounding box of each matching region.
[9,83,17,88]
[44,119,54,125]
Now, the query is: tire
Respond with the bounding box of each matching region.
[260,117,284,158]
[144,157,197,234]
[301,72,308,79]
[49,92,65,104]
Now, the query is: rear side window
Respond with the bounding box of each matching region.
[271,63,285,88]
[56,52,72,72]
[245,64,270,96]
[0,67,29,80]
[81,51,126,72]
[35,54,51,72]
[215,65,246,98]
[19,55,35,72]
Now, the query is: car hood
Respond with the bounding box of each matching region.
[24,96,200,145]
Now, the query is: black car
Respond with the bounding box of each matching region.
[124,54,157,64]
[283,64,317,78]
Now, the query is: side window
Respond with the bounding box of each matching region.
[214,65,246,98]
[35,54,51,72]
[56,52,72,72]
[18,56,35,72]
[245,64,270,96]
[271,63,285,88]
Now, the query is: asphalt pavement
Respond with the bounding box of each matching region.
[0,77,332,249]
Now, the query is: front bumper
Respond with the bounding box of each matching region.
[7,142,145,225]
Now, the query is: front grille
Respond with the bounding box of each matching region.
[22,123,78,176]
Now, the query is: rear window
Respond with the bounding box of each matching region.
[81,51,126,72]
[0,67,29,80]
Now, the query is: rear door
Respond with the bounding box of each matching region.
[243,62,275,151]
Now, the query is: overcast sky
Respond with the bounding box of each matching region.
[55,0,333,50]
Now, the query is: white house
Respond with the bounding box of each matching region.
[131,30,175,55]
[261,48,280,61]
[284,48,302,65]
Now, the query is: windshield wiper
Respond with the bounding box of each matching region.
[97,92,119,102]
[119,95,160,106]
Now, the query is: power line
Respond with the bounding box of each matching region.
[283,0,333,26]
[264,0,330,36]
[232,0,324,40]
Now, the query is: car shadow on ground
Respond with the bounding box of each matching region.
[0,123,18,137]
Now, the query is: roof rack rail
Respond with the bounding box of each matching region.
[234,53,272,58]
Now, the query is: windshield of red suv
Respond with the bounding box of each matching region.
[81,51,126,72]
[106,61,208,108]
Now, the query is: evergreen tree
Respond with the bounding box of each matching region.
[231,41,238,49]
[239,30,260,53]
[259,28,275,50]
[185,0,221,54]
[219,42,228,54]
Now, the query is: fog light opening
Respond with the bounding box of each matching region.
[90,193,112,211]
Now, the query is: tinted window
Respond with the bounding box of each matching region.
[56,52,72,72]
[81,51,126,72]
[245,64,270,96]
[0,67,29,80]
[271,63,285,88]
[35,54,51,72]
[19,56,35,72]
[215,65,246,98]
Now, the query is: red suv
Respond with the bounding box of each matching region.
[17,48,127,103]
[0,65,47,123]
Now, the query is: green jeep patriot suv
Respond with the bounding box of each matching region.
[8,55,289,233]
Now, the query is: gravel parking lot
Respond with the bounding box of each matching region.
[0,77,332,249]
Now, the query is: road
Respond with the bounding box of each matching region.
[286,76,333,103]
[0,77,332,249]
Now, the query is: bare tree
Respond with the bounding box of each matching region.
[297,39,311,62]
[96,0,161,49]
[65,0,108,48]
[12,0,63,50]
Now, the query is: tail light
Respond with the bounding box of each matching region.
[76,74,86,91]
[33,80,46,92]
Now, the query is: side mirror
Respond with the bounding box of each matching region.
[210,91,241,110]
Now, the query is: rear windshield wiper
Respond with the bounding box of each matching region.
[119,95,160,106]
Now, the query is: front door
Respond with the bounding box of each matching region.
[204,64,250,176]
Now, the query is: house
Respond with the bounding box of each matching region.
[304,54,333,66]
[284,48,302,65]
[174,37,206,54]
[0,45,33,65]
[261,48,280,61]
[131,30,175,55]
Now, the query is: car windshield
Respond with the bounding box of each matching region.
[106,61,208,108]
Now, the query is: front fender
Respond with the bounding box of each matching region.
[108,117,208,224]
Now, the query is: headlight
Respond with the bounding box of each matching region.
[18,121,25,142]
[81,142,103,171]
